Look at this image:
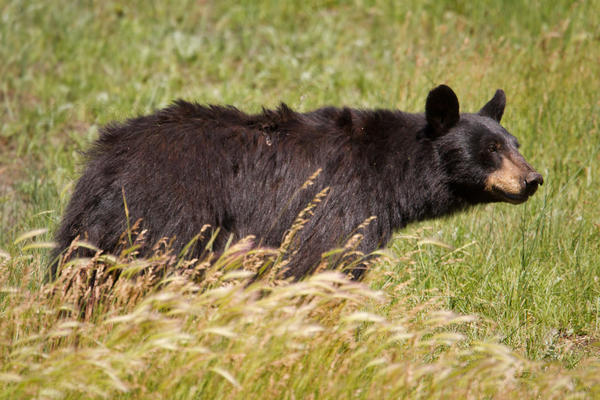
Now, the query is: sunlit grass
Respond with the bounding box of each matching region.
[1,234,599,399]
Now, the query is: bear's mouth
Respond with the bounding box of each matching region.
[491,186,530,204]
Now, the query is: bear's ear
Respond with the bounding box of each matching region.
[425,85,460,138]
[478,89,506,122]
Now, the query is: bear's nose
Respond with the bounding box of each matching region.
[525,171,543,194]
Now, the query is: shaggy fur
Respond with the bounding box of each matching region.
[51,85,542,279]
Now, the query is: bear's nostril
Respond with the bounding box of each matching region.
[525,172,543,192]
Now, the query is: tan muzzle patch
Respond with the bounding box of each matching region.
[485,156,525,200]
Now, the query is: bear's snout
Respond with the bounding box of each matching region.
[524,171,543,195]
[484,151,542,204]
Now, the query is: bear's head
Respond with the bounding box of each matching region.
[425,85,543,205]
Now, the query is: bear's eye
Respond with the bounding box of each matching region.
[488,143,501,153]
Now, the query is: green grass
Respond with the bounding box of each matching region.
[1,0,599,398]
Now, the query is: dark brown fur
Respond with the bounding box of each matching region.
[51,86,542,280]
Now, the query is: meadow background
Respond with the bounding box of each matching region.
[1,0,599,398]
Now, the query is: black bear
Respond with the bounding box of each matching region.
[51,85,542,279]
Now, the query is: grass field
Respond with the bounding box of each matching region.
[1,0,599,398]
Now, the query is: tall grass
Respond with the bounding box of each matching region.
[1,234,599,399]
